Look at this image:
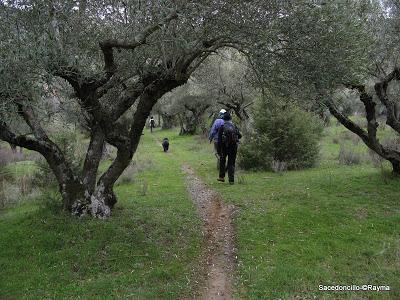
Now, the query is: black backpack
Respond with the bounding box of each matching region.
[222,122,238,146]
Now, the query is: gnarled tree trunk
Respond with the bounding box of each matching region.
[325,72,400,175]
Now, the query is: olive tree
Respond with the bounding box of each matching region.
[323,0,400,174]
[248,0,400,174]
[191,50,257,121]
[0,0,283,217]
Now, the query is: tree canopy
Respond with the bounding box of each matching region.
[1,0,400,217]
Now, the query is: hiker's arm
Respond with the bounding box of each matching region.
[217,125,224,150]
[209,119,221,141]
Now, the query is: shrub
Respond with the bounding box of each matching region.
[238,100,322,170]
[237,137,268,170]
[33,156,57,187]
[271,160,287,173]
[338,145,362,165]
[38,191,63,214]
[340,131,353,140]
[0,147,24,168]
[351,134,360,145]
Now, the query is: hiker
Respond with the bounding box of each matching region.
[208,109,226,164]
[149,116,155,133]
[217,112,242,184]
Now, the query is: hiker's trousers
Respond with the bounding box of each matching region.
[219,145,238,183]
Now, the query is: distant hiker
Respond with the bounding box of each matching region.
[217,112,242,184]
[208,109,226,166]
[149,116,155,133]
[162,138,169,152]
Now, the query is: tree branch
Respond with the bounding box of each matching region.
[374,67,400,133]
[325,99,372,147]
[178,37,237,77]
[99,10,178,75]
[16,101,49,140]
[0,121,48,153]
[107,72,159,122]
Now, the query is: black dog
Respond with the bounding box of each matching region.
[162,138,169,152]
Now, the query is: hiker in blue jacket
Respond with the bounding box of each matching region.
[208,109,226,164]
[217,112,242,184]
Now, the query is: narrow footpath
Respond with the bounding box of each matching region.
[181,164,236,300]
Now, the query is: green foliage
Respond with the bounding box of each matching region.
[239,99,323,170]
[250,1,373,102]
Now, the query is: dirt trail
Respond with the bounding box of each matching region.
[181,164,236,300]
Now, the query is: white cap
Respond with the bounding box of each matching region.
[219,109,226,113]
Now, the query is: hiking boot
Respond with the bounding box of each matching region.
[217,177,225,182]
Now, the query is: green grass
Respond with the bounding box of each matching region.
[1,124,399,299]
[152,127,400,299]
[0,133,202,299]
[3,160,37,177]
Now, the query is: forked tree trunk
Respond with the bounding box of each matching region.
[67,79,183,217]
[0,76,189,218]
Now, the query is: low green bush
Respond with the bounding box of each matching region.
[338,145,362,165]
[238,99,322,170]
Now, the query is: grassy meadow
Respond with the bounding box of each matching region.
[0,121,399,299]
[0,133,202,299]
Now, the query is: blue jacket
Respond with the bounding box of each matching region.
[208,118,224,142]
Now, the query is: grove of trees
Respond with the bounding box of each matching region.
[1,0,400,217]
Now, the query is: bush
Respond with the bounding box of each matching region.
[271,160,287,173]
[33,156,57,187]
[238,138,268,170]
[0,147,24,168]
[238,100,322,170]
[338,145,362,165]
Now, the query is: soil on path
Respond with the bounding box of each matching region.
[181,164,236,300]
